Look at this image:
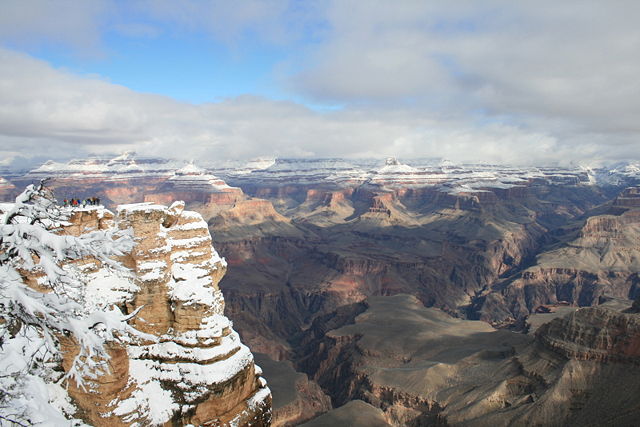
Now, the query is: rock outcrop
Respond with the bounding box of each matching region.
[59,202,271,426]
[536,307,640,363]
[300,400,390,427]
[613,186,640,208]
[144,163,245,208]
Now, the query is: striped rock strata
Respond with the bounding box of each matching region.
[62,202,271,426]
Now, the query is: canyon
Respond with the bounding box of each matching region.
[3,154,640,425]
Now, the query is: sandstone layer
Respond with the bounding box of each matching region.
[59,203,271,426]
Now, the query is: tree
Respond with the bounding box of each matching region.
[0,181,137,425]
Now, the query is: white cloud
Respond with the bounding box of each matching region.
[0,0,109,54]
[0,46,573,166]
[292,1,640,144]
[0,2,639,166]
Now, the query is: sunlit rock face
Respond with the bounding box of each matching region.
[144,163,245,208]
[478,186,640,326]
[60,202,271,426]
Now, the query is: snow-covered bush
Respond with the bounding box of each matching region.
[0,181,137,425]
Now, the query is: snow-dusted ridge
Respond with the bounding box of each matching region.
[10,152,640,195]
[214,157,612,192]
[23,151,185,182]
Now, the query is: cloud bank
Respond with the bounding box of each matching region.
[1,1,639,166]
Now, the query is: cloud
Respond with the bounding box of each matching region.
[0,46,569,165]
[0,46,577,166]
[0,2,639,166]
[135,0,296,46]
[292,1,640,143]
[0,0,315,56]
[0,0,109,54]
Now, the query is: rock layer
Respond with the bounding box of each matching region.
[478,188,640,325]
[59,202,271,426]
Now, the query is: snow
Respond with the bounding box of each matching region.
[112,377,179,425]
[0,303,103,425]
[168,261,220,306]
[118,202,168,213]
[243,157,277,171]
[140,269,169,282]
[24,152,185,182]
[128,330,242,362]
[170,313,230,346]
[179,211,204,220]
[226,386,272,427]
[103,211,245,422]
[85,268,139,310]
[150,242,172,255]
[247,386,272,411]
[212,157,613,192]
[376,163,419,174]
[119,342,254,420]
[137,260,168,270]
[171,220,209,231]
[167,173,234,191]
[169,235,210,248]
[176,162,206,175]
[20,153,640,200]
[163,343,252,386]
[170,249,208,262]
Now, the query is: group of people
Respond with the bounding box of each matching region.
[63,197,101,207]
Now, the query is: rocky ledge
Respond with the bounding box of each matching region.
[536,306,640,363]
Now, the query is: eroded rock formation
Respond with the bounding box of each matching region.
[59,202,271,426]
[478,187,640,325]
[0,177,16,200]
[253,354,331,427]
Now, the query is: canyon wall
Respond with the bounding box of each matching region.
[477,188,640,325]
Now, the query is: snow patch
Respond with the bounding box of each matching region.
[85,269,138,310]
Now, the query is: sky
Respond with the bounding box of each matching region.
[1,0,640,168]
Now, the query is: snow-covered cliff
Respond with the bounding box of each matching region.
[33,202,271,425]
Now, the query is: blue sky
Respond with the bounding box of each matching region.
[1,1,639,166]
[30,32,290,104]
[5,2,305,104]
